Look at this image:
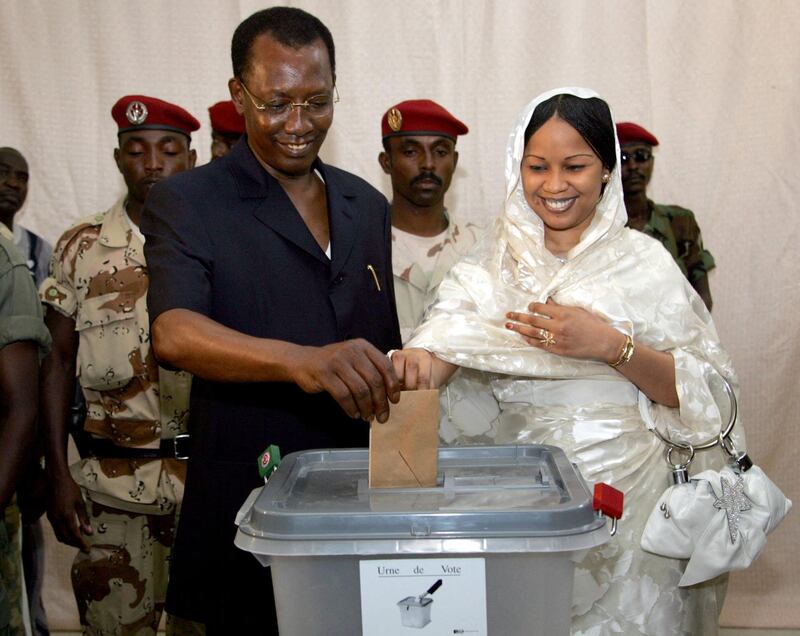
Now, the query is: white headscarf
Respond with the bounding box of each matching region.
[407,87,739,445]
[502,86,626,273]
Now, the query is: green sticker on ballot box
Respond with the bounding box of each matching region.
[257,444,281,480]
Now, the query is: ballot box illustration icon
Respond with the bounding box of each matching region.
[397,579,443,628]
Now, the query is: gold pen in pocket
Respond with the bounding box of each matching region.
[367,264,382,292]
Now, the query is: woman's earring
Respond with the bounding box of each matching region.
[602,172,610,183]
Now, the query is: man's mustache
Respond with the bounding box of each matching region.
[411,171,442,187]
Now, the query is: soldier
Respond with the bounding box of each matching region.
[0,222,51,636]
[378,101,495,445]
[208,100,245,161]
[39,95,198,635]
[617,122,715,309]
[0,145,53,636]
[378,99,480,343]
[0,147,52,285]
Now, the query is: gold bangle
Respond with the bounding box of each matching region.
[609,334,635,368]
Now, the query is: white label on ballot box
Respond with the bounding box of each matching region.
[359,557,487,635]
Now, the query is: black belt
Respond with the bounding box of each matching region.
[83,434,190,460]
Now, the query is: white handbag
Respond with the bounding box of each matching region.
[640,377,792,587]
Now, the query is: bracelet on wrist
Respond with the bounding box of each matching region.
[609,334,635,368]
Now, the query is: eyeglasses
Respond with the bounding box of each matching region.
[238,79,339,119]
[620,149,653,165]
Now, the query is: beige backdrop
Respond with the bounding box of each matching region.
[2,0,798,630]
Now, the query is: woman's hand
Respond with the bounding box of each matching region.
[392,348,458,390]
[506,298,679,407]
[505,298,625,363]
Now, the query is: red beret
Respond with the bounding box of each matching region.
[381,99,468,140]
[111,95,200,138]
[616,122,659,147]
[209,100,246,136]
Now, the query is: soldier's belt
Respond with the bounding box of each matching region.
[83,434,190,460]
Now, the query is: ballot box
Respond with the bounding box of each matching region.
[234,444,612,635]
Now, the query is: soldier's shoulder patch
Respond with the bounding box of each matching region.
[42,284,67,304]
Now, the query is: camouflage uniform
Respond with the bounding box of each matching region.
[0,500,21,636]
[389,216,498,447]
[40,198,191,635]
[0,222,22,636]
[1,222,51,636]
[637,201,716,309]
[392,215,481,344]
[8,221,55,636]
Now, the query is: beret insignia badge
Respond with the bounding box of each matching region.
[387,107,403,132]
[125,101,148,125]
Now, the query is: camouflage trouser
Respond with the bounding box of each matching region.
[72,499,180,636]
[0,501,23,636]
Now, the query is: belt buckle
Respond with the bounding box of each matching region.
[173,433,190,460]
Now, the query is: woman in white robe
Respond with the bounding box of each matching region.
[393,87,736,635]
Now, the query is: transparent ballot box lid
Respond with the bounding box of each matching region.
[235,444,610,557]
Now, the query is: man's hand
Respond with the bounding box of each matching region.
[47,474,92,551]
[291,339,401,423]
[149,311,406,418]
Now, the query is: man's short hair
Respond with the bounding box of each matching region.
[231,7,336,84]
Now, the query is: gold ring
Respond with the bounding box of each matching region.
[538,328,556,347]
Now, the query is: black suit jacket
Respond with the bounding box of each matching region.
[142,138,401,632]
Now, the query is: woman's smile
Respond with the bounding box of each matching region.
[540,196,577,213]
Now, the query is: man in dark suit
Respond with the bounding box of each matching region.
[141,7,402,634]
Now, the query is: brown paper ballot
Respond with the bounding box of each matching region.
[368,389,440,488]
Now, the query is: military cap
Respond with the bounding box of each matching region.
[112,95,201,138]
[209,100,246,135]
[381,99,468,141]
[616,122,659,147]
